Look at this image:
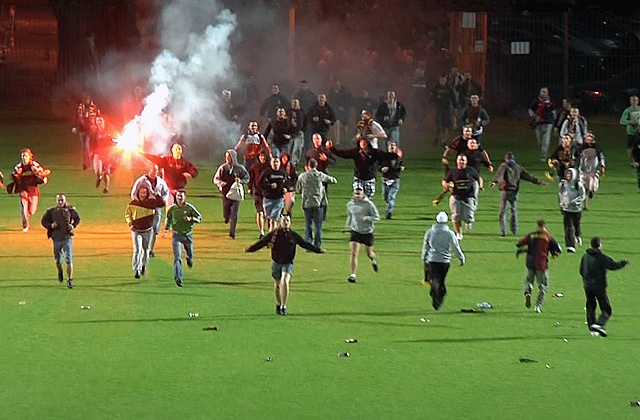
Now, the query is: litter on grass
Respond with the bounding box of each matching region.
[476,301,492,309]
[18,300,26,305]
[461,308,484,313]
[202,326,218,331]
[553,292,564,298]
[345,338,358,343]
[519,357,537,363]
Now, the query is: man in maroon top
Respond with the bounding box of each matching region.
[516,220,562,313]
[142,142,198,207]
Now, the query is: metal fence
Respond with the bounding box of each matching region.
[485,11,640,114]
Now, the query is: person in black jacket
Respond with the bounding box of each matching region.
[376,90,407,146]
[41,194,81,289]
[579,237,630,337]
[264,107,294,158]
[245,214,325,315]
[248,151,270,239]
[378,140,404,219]
[258,156,289,233]
[305,94,336,141]
[326,138,400,199]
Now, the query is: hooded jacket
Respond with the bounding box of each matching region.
[422,222,465,265]
[492,159,543,192]
[558,168,585,213]
[213,149,250,197]
[579,247,628,290]
[345,196,380,234]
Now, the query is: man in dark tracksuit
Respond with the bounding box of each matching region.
[579,237,630,337]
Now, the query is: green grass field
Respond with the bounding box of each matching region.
[1,117,639,419]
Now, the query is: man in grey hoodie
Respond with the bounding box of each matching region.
[295,158,337,248]
[213,149,250,239]
[345,186,380,283]
[558,168,586,253]
[421,211,465,310]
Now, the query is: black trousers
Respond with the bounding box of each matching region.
[562,210,582,248]
[585,287,612,328]
[426,262,450,310]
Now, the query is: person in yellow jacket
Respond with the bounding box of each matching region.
[125,186,164,279]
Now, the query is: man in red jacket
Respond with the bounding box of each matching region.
[142,142,198,207]
[516,220,562,313]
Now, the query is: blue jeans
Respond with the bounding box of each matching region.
[222,197,240,237]
[535,123,553,159]
[272,142,291,158]
[290,131,305,167]
[53,237,73,264]
[303,206,324,248]
[383,178,400,215]
[387,126,401,146]
[499,190,519,235]
[172,231,194,281]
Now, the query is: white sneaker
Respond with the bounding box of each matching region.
[576,237,582,247]
[22,227,29,232]
[590,324,607,337]
[456,232,463,240]
[465,223,473,232]
[567,247,576,253]
[534,305,542,313]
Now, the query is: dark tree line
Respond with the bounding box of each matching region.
[50,0,140,86]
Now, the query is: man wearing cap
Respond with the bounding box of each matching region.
[421,211,465,310]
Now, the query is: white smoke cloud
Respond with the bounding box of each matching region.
[136,1,240,156]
